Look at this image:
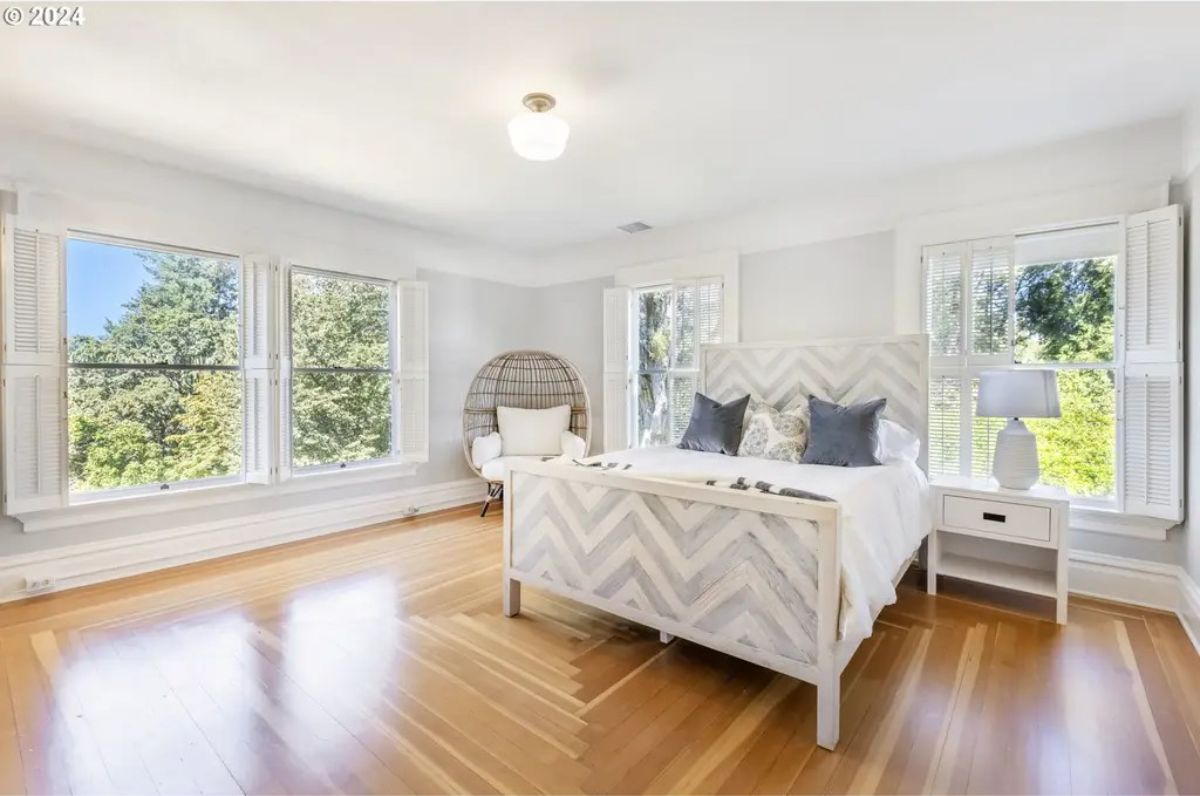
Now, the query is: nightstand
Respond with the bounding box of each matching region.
[927,476,1070,624]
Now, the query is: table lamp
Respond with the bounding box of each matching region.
[976,369,1061,490]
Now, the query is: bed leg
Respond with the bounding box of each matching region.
[659,631,674,644]
[503,576,521,617]
[816,669,840,750]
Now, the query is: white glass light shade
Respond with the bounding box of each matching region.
[508,111,570,161]
[977,369,1061,419]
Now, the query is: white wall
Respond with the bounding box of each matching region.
[741,232,894,341]
[1179,170,1200,582]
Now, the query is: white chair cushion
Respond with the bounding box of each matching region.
[560,430,586,459]
[480,455,544,482]
[471,431,503,469]
[497,405,570,456]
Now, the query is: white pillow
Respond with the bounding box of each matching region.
[471,431,503,468]
[560,430,587,459]
[876,419,921,463]
[497,405,570,456]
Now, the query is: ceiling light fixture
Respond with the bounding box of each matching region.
[508,92,569,161]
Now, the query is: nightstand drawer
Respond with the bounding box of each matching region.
[942,495,1052,542]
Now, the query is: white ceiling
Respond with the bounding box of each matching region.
[3,2,1200,252]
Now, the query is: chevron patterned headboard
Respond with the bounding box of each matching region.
[700,334,929,472]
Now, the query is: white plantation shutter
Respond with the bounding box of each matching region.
[697,277,723,347]
[397,280,429,462]
[240,255,274,484]
[240,254,273,370]
[969,238,1012,358]
[1118,205,1182,521]
[1122,206,1182,364]
[2,221,66,514]
[924,243,966,361]
[927,372,962,477]
[3,225,63,366]
[3,366,66,514]
[1121,364,1182,520]
[603,286,631,452]
[242,370,274,485]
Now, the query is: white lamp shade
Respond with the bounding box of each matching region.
[976,369,1061,418]
[507,111,570,161]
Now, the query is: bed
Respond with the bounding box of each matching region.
[501,334,930,750]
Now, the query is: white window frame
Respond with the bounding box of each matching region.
[282,264,399,476]
[64,230,247,503]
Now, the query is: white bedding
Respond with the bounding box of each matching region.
[582,446,931,645]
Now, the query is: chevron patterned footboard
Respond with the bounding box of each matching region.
[502,459,846,749]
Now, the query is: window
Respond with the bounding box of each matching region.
[66,235,242,495]
[1,217,430,517]
[924,222,1125,505]
[286,268,394,470]
[632,279,723,446]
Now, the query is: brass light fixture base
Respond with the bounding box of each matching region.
[522,92,556,113]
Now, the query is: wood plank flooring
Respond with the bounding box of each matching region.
[0,505,1198,795]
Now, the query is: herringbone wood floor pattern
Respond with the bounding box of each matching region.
[1,506,1198,795]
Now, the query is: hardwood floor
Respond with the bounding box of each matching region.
[1,505,1198,795]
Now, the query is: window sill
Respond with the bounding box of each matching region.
[19,460,419,534]
[1069,505,1176,541]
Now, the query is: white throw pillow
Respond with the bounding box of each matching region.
[471,431,503,469]
[497,405,571,456]
[560,430,587,459]
[876,419,921,463]
[737,396,809,463]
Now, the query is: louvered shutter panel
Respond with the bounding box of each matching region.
[2,222,66,514]
[240,255,274,483]
[3,366,66,514]
[397,280,429,462]
[1122,206,1182,364]
[1120,363,1182,521]
[3,225,63,366]
[927,372,963,477]
[603,286,631,452]
[924,243,966,361]
[697,277,723,347]
[969,238,1012,358]
[277,266,294,481]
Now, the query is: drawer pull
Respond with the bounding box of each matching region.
[982,511,1006,523]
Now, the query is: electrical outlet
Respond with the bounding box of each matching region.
[22,575,55,593]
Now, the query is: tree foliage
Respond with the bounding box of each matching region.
[1015,257,1116,497]
[68,253,241,491]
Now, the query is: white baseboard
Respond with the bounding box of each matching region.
[0,477,483,604]
[1069,550,1200,655]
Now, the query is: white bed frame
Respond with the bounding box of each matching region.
[502,334,928,750]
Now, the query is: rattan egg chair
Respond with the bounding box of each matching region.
[463,351,592,516]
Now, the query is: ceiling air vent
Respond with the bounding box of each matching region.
[618,221,652,234]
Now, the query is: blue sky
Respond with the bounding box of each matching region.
[66,238,150,338]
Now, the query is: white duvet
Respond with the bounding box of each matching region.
[581,446,931,645]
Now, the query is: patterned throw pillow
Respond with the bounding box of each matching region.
[737,397,809,463]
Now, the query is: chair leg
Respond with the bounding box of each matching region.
[480,483,503,517]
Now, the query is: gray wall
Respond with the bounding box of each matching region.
[535,276,612,452]
[740,231,895,341]
[415,269,542,485]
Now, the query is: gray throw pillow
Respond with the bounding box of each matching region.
[677,393,751,455]
[800,396,887,467]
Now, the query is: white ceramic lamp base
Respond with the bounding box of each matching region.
[993,418,1040,490]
